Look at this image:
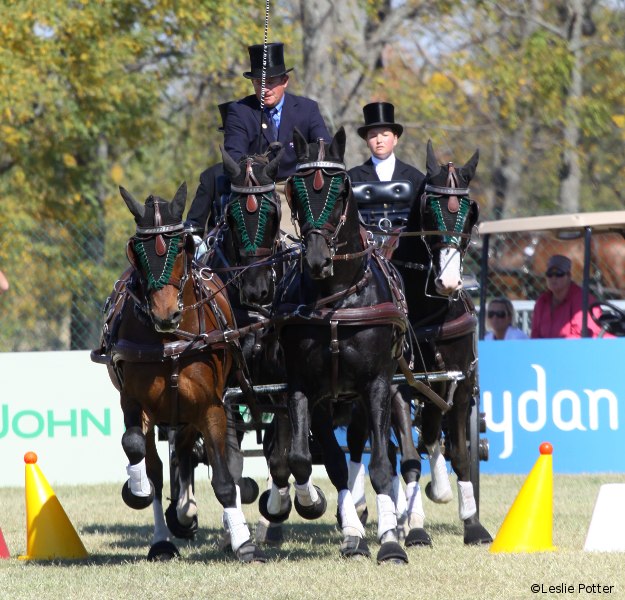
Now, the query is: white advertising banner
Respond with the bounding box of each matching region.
[0,351,274,487]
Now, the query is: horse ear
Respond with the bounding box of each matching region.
[221,145,241,180]
[265,148,283,181]
[426,140,440,178]
[120,186,145,219]
[292,127,308,160]
[462,149,479,182]
[329,127,346,161]
[171,182,187,220]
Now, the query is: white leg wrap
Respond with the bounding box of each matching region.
[235,483,242,510]
[377,494,398,540]
[427,442,453,503]
[267,482,290,515]
[223,507,251,552]
[392,475,407,518]
[348,461,366,506]
[338,489,365,537]
[457,480,477,520]
[405,481,425,529]
[152,498,170,544]
[126,459,152,496]
[176,483,198,525]
[294,479,319,507]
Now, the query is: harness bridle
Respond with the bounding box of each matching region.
[286,139,357,264]
[128,199,191,325]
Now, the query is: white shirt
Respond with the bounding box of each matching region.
[484,326,528,340]
[371,153,396,182]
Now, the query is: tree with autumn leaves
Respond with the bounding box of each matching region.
[1,0,624,350]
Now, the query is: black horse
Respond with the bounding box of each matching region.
[390,140,492,545]
[202,150,298,543]
[264,127,410,563]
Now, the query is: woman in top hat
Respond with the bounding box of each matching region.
[223,42,331,184]
[348,102,424,200]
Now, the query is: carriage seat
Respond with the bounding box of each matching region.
[352,180,414,229]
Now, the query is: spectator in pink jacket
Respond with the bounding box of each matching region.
[531,254,605,338]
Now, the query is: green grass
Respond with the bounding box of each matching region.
[1,474,624,600]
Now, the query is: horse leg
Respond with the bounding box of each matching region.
[164,427,199,540]
[145,426,180,560]
[391,386,431,547]
[421,397,453,504]
[290,399,327,522]
[311,404,369,559]
[202,406,266,563]
[227,406,260,505]
[346,404,369,525]
[120,403,155,510]
[258,409,292,538]
[446,378,492,545]
[366,380,408,565]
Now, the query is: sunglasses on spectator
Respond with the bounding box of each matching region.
[487,310,508,318]
[546,269,567,278]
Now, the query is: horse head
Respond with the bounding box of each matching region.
[421,140,479,296]
[121,182,195,332]
[221,147,283,306]
[287,127,357,279]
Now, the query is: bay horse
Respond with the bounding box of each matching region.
[93,183,265,562]
[390,140,491,545]
[266,127,410,563]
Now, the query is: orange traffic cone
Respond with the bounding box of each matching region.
[0,527,10,559]
[490,442,556,554]
[18,452,88,561]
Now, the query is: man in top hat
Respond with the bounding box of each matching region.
[224,42,331,238]
[186,101,233,238]
[348,101,424,199]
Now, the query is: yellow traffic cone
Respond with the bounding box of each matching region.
[490,442,556,553]
[18,452,88,561]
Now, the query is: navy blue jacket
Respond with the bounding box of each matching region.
[224,92,330,181]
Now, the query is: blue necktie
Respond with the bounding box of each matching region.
[265,108,278,141]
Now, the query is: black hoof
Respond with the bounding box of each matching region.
[258,490,292,524]
[240,477,260,505]
[294,486,327,520]
[405,527,432,547]
[377,541,409,564]
[165,502,198,539]
[121,479,154,510]
[147,540,180,561]
[463,519,493,545]
[255,521,284,546]
[340,535,370,559]
[235,540,267,563]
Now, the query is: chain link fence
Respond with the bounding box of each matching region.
[2,217,624,352]
[0,217,129,352]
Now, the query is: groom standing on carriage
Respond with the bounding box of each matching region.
[224,41,331,238]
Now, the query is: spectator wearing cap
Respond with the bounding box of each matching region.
[531,254,605,338]
[224,42,331,239]
[186,102,233,237]
[348,102,424,200]
[484,296,528,340]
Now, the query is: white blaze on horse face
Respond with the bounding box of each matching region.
[434,247,463,294]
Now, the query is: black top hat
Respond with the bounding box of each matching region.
[243,42,294,79]
[357,102,403,139]
[217,101,233,132]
